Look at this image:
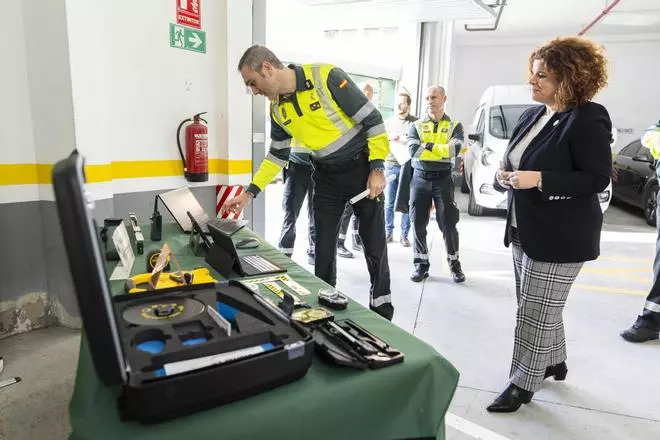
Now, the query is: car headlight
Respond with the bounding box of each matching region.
[598,190,610,203]
[480,147,498,167]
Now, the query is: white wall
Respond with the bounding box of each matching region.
[449,41,531,128]
[65,0,242,198]
[0,0,36,166]
[225,0,253,186]
[0,0,39,204]
[0,0,78,203]
[2,0,255,204]
[449,33,660,151]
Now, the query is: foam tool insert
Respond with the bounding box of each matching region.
[118,286,301,379]
[108,282,315,423]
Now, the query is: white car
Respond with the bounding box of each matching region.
[463,85,612,215]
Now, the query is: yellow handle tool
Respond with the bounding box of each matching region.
[124,267,217,294]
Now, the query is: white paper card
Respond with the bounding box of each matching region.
[390,142,411,164]
[110,221,135,280]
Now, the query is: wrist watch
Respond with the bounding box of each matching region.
[537,175,543,192]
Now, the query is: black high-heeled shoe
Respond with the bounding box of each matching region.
[486,383,534,413]
[544,361,568,381]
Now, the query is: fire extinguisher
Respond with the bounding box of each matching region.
[177,112,209,182]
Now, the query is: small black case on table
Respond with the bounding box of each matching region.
[52,151,314,424]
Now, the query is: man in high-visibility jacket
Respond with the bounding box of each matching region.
[224,45,393,320]
[621,120,660,342]
[407,86,465,283]
[278,139,315,266]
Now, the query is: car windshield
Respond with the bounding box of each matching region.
[489,105,534,139]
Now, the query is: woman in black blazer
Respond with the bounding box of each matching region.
[487,37,612,413]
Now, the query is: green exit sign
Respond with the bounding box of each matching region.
[169,23,206,54]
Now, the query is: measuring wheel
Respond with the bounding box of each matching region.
[146,248,171,273]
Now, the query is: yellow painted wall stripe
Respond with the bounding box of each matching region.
[0,159,252,185]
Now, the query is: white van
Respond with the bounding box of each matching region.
[462,85,612,215]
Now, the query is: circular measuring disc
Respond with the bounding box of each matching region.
[122,298,205,326]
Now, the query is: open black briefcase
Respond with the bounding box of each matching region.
[52,151,314,424]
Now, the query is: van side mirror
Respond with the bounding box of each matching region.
[632,154,653,164]
[468,133,481,142]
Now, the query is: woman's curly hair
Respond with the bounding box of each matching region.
[529,37,608,111]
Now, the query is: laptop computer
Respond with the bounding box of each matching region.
[207,223,286,277]
[159,187,248,235]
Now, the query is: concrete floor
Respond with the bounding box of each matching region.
[1,185,659,440]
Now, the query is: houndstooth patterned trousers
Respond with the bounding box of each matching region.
[509,233,584,392]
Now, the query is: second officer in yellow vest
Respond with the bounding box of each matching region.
[408,86,466,283]
[224,45,394,321]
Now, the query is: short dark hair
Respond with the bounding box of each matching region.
[529,36,608,110]
[238,45,284,73]
[399,92,412,105]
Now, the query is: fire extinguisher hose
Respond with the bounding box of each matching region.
[176,118,192,174]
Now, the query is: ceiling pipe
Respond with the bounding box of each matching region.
[465,0,506,32]
[578,0,621,35]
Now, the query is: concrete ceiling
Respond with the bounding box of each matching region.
[293,0,496,28]
[292,0,660,37]
[456,0,660,38]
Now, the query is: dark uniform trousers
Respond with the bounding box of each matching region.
[410,170,460,272]
[278,161,315,257]
[312,150,393,320]
[637,274,660,330]
[338,202,354,243]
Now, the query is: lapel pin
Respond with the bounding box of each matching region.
[553,120,559,126]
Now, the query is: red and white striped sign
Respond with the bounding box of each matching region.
[216,185,244,219]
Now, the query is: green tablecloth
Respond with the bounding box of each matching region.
[69,224,459,440]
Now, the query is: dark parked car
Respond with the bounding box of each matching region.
[612,139,658,225]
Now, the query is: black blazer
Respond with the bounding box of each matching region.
[494,102,612,263]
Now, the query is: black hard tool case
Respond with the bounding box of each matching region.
[52,151,314,424]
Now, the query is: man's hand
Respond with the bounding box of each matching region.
[507,170,541,190]
[222,192,253,216]
[367,169,386,199]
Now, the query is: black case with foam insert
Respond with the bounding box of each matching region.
[52,151,314,424]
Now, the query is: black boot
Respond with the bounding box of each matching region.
[486,383,534,413]
[449,260,466,283]
[620,322,660,343]
[544,361,568,381]
[352,233,363,252]
[410,268,429,283]
[337,242,354,258]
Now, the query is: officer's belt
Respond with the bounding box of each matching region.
[413,169,452,180]
[311,149,369,173]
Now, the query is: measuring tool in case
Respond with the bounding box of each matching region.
[239,274,311,296]
[279,276,310,296]
[262,282,306,307]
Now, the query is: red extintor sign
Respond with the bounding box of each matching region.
[176,0,201,29]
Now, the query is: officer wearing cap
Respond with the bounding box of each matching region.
[224,45,394,320]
